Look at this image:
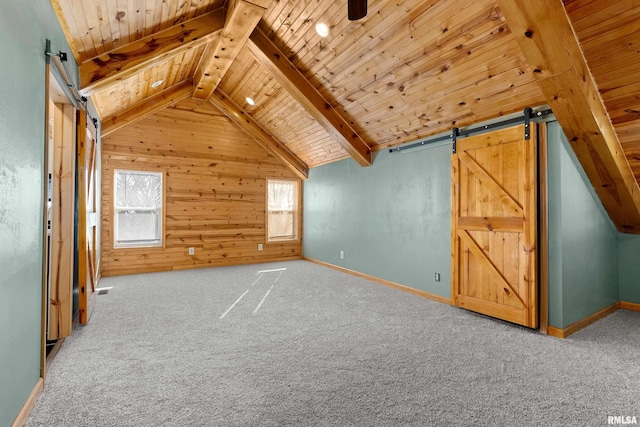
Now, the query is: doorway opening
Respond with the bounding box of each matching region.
[44,68,78,369]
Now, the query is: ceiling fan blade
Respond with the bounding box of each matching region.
[348,0,367,20]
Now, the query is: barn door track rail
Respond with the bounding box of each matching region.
[45,39,98,129]
[389,107,553,155]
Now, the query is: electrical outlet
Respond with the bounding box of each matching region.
[188,247,195,255]
[258,244,263,251]
[435,272,440,282]
[340,250,344,259]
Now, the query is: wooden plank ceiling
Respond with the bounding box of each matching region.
[50,0,640,231]
[564,0,640,184]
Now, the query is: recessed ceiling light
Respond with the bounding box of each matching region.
[151,79,164,88]
[315,22,329,38]
[245,97,255,106]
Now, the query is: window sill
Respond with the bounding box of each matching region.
[111,244,165,251]
[267,239,300,244]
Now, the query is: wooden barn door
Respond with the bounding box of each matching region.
[77,112,98,324]
[48,102,76,340]
[451,124,538,328]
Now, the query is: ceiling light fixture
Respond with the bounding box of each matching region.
[245,97,255,106]
[151,79,164,88]
[315,22,329,38]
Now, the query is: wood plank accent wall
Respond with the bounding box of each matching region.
[100,97,302,276]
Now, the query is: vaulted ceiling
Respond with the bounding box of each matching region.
[50,0,640,232]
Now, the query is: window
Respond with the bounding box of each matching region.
[114,170,163,248]
[267,179,300,242]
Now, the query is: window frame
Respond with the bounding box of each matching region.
[113,169,165,249]
[266,178,301,243]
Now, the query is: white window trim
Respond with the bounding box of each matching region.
[266,178,301,243]
[113,169,164,249]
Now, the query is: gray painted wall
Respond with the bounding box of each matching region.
[546,121,620,328]
[0,1,76,425]
[619,234,640,304]
[304,142,452,297]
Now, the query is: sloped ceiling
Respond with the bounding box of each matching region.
[564,0,640,184]
[51,0,548,166]
[49,0,640,232]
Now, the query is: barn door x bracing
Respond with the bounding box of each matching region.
[451,124,537,328]
[77,111,99,325]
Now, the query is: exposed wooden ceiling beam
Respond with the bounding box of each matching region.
[498,0,640,233]
[101,80,194,138]
[209,88,309,180]
[79,10,225,96]
[248,28,372,167]
[192,0,271,100]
